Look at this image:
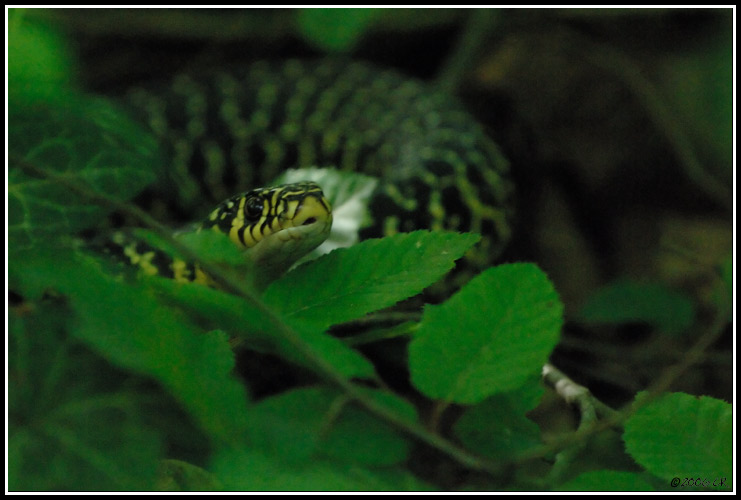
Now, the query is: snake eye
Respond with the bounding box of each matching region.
[244,196,264,221]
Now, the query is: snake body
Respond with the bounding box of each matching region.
[110,59,513,278]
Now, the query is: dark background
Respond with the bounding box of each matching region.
[33,7,733,408]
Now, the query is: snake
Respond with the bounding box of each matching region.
[104,59,513,283]
[103,181,333,288]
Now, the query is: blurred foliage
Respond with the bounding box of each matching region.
[558,470,656,492]
[296,8,382,52]
[8,8,75,103]
[8,98,158,252]
[8,299,163,491]
[655,30,733,178]
[7,7,734,492]
[578,280,696,336]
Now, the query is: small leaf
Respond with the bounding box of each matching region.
[409,263,563,404]
[296,8,382,52]
[557,470,655,491]
[156,459,223,491]
[247,386,413,466]
[454,375,543,459]
[623,392,732,485]
[264,230,481,332]
[578,279,695,335]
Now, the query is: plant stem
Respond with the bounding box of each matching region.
[12,157,506,477]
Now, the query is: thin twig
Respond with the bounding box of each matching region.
[518,301,730,465]
[542,363,620,422]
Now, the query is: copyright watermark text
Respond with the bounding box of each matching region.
[671,477,728,489]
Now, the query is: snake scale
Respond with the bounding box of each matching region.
[110,59,514,281]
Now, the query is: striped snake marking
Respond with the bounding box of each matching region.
[107,59,513,281]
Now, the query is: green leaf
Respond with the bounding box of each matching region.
[247,386,414,466]
[8,98,159,253]
[296,8,382,52]
[8,12,75,103]
[10,247,251,447]
[557,470,655,492]
[211,447,430,491]
[152,277,376,379]
[9,300,162,491]
[156,459,223,491]
[409,263,563,404]
[454,375,543,460]
[623,392,732,486]
[264,230,481,332]
[578,279,695,335]
[175,230,248,267]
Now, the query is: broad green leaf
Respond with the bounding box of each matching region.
[409,263,563,404]
[156,459,223,491]
[264,230,481,332]
[152,277,376,379]
[10,247,251,447]
[558,470,655,492]
[454,375,543,460]
[296,8,382,52]
[247,386,413,466]
[8,12,75,103]
[623,392,732,486]
[8,98,159,253]
[211,447,430,491]
[8,301,162,491]
[578,280,695,335]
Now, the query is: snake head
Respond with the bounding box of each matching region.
[201,181,333,273]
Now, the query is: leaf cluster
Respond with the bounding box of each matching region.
[7,16,733,492]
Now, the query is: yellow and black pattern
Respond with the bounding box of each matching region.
[104,231,214,286]
[103,181,332,285]
[201,181,331,251]
[124,59,514,268]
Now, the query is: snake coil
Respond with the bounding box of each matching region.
[111,59,513,279]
